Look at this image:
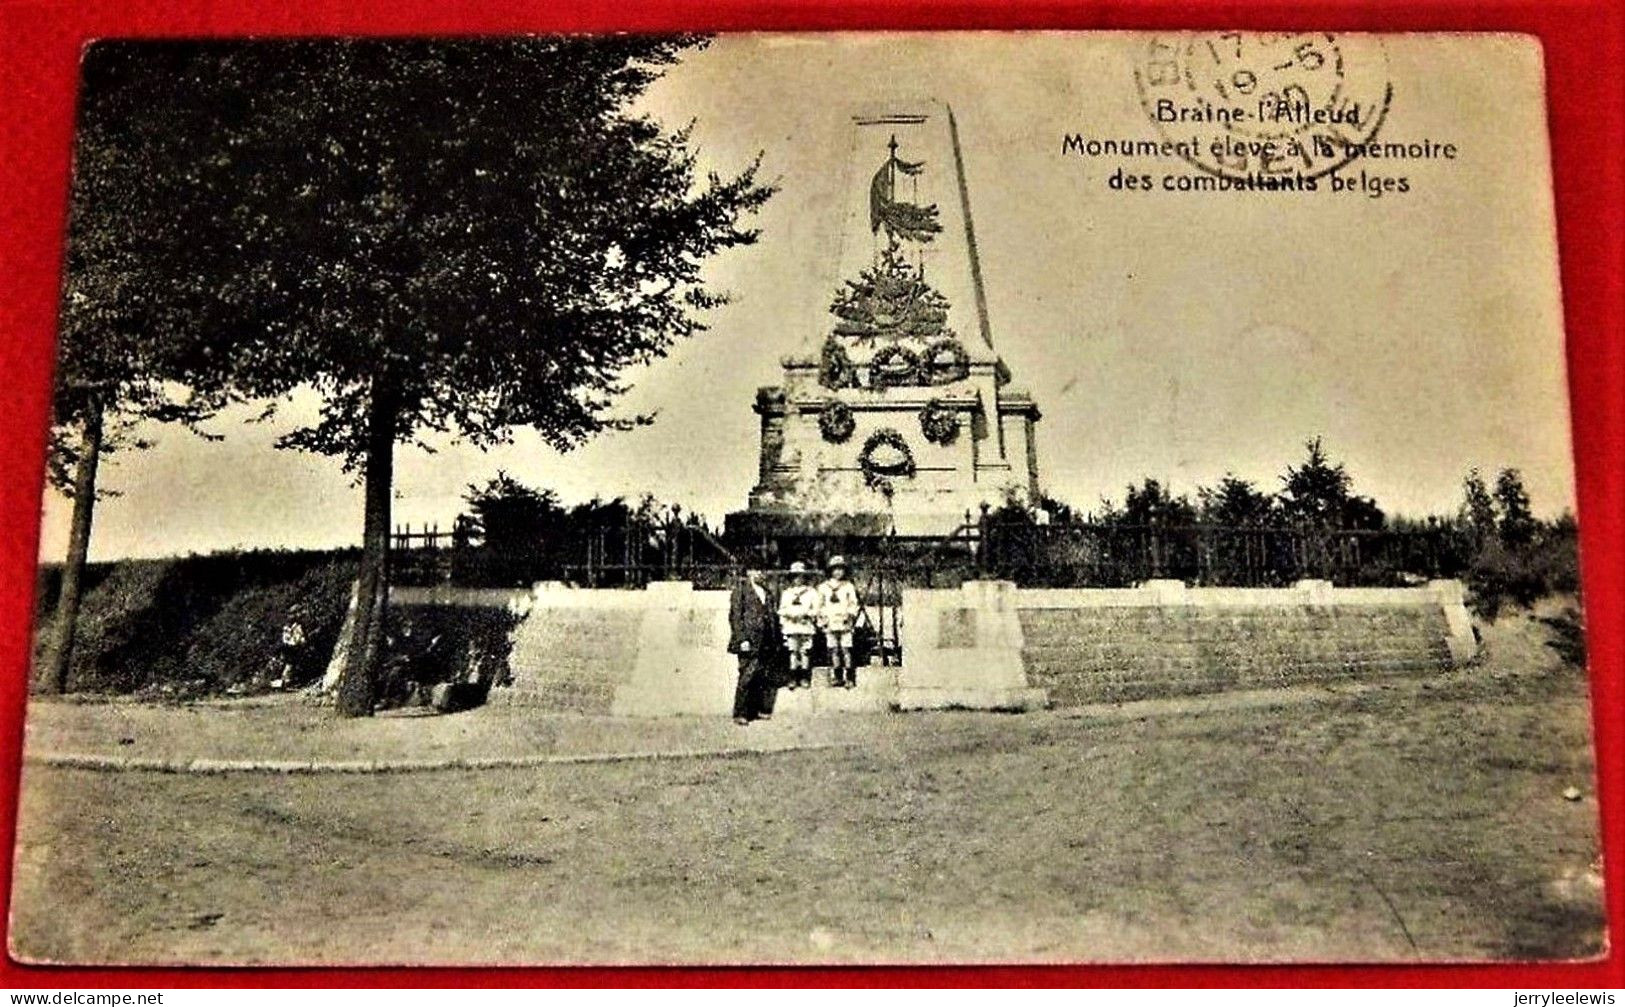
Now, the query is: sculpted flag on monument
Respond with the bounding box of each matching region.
[868,136,943,244]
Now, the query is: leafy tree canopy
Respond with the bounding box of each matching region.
[1461,468,1499,541]
[72,37,774,714]
[1494,468,1538,546]
[78,36,773,468]
[50,48,241,491]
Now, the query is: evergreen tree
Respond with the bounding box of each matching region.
[1494,468,1538,546]
[1461,468,1499,546]
[1279,437,1353,526]
[1339,493,1387,531]
[1197,474,1276,526]
[462,474,567,554]
[1112,478,1198,526]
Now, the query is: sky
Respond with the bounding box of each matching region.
[37,32,1575,561]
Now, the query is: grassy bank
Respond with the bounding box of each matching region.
[33,551,357,697]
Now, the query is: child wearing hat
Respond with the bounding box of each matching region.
[818,555,861,688]
[778,560,822,689]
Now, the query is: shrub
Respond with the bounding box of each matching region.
[1467,543,1545,620]
[181,558,358,693]
[35,559,182,693]
[1538,606,1587,670]
[1465,519,1581,620]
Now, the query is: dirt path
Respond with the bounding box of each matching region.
[21,670,1492,770]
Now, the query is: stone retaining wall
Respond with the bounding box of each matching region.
[394,582,736,716]
[1014,579,1475,706]
[396,578,1476,715]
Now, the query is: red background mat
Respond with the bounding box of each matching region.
[0,0,1620,988]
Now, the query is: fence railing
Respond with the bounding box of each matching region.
[979,521,1466,588]
[390,516,1467,591]
[390,517,737,590]
[392,522,481,552]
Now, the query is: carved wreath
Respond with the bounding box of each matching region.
[867,344,922,389]
[918,398,960,446]
[923,337,971,385]
[819,338,858,390]
[818,399,856,444]
[858,427,917,493]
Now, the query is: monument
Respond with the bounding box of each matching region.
[729,101,1042,538]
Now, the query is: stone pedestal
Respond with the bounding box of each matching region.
[895,580,1048,711]
[609,582,736,717]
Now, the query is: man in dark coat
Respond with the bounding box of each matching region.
[728,566,780,725]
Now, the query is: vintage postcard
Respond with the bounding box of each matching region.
[11,31,1600,965]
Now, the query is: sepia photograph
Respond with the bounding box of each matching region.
[8,30,1604,965]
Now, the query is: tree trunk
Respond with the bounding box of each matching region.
[333,378,398,717]
[45,401,105,695]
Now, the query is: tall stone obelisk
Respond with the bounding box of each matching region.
[731,99,1042,537]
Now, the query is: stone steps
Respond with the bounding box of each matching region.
[506,654,640,676]
[768,666,900,716]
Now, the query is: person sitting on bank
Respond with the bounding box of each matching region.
[817,555,861,689]
[778,560,822,690]
[727,566,780,725]
[271,608,308,689]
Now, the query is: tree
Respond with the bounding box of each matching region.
[1494,468,1538,546]
[41,51,229,694]
[1037,493,1077,525]
[79,38,774,714]
[1339,493,1386,531]
[1197,474,1276,526]
[1277,437,1386,531]
[1461,468,1499,546]
[462,474,566,554]
[1102,478,1198,526]
[1279,437,1352,526]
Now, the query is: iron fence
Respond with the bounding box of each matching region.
[394,516,1465,590]
[389,514,1467,673]
[390,516,738,590]
[979,520,1467,588]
